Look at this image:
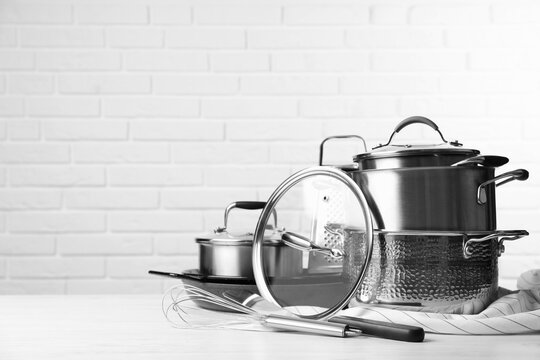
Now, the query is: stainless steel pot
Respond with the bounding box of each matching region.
[252,166,529,315]
[351,166,528,231]
[294,223,528,314]
[349,229,528,314]
[195,201,302,279]
[320,117,529,231]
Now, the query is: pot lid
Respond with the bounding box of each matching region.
[196,201,281,245]
[354,144,479,162]
[196,229,282,246]
[252,166,373,320]
[353,116,479,162]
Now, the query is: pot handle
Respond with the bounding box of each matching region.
[281,231,344,259]
[373,116,462,149]
[451,155,509,168]
[477,169,529,204]
[216,201,277,233]
[462,230,529,259]
[319,135,368,166]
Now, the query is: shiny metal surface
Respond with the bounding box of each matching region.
[262,314,352,337]
[196,201,300,279]
[217,201,277,234]
[355,116,478,170]
[355,231,518,313]
[281,231,344,260]
[197,239,302,279]
[352,166,499,231]
[355,152,479,170]
[477,169,529,204]
[319,135,367,166]
[451,155,509,168]
[462,229,528,258]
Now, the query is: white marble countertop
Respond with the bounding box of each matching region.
[0,295,539,360]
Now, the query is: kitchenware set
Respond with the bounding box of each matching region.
[153,116,530,337]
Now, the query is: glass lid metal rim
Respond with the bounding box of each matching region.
[252,166,374,320]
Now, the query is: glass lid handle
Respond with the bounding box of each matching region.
[373,116,463,149]
[281,231,344,260]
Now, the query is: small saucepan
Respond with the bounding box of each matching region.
[195,201,303,279]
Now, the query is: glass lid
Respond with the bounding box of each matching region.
[353,115,478,162]
[252,166,373,320]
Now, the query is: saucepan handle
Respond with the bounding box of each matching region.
[477,169,529,204]
[451,155,509,168]
[217,201,277,233]
[373,116,462,149]
[462,230,529,259]
[148,270,202,281]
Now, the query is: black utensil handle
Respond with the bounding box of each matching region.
[329,316,425,342]
[232,201,267,210]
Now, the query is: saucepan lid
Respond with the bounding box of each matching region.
[252,166,373,320]
[196,201,280,246]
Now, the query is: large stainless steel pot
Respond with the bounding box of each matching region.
[348,229,528,314]
[351,166,528,231]
[321,117,528,231]
[321,224,528,313]
[251,166,529,315]
[319,118,509,171]
[196,201,302,279]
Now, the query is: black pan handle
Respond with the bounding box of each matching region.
[217,201,277,233]
[329,315,425,342]
[232,201,266,210]
[148,270,202,281]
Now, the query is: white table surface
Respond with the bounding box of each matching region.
[1,295,539,360]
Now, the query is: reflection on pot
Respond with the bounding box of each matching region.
[350,229,527,314]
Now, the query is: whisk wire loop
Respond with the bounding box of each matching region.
[162,284,263,329]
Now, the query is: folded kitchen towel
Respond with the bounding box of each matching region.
[341,269,540,335]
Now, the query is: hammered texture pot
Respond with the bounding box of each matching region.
[351,231,500,314]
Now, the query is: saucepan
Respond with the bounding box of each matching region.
[195,201,302,279]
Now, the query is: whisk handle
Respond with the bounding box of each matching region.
[263,315,354,338]
[329,316,425,342]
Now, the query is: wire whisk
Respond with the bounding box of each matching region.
[161,283,364,337]
[162,284,263,329]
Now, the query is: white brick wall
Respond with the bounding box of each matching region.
[0,0,539,294]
